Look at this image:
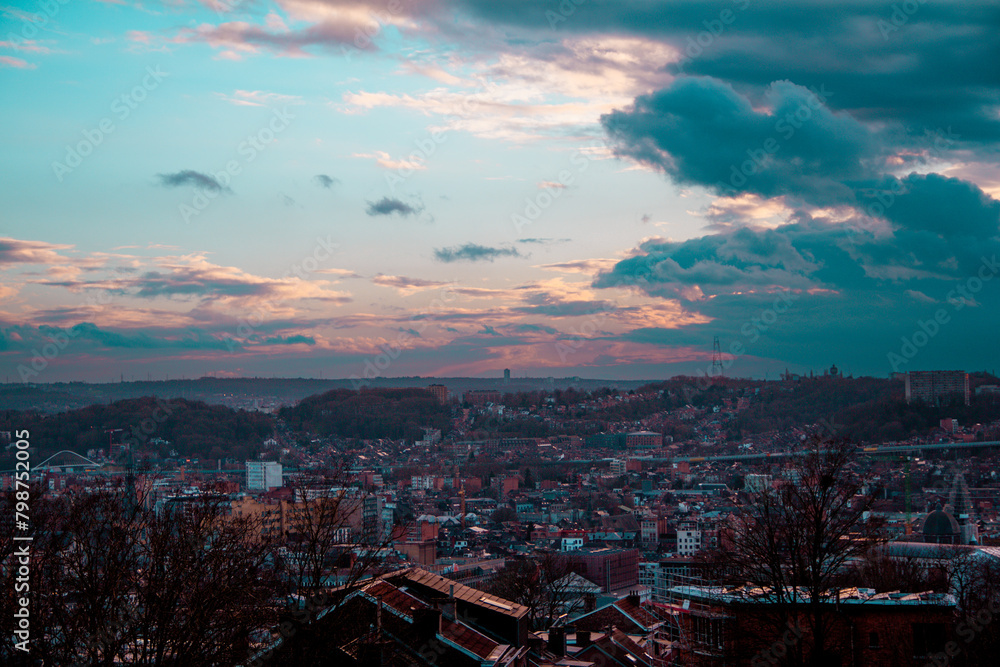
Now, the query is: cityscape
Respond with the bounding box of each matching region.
[3,0,1000,666]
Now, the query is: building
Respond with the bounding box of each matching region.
[625,431,662,449]
[562,548,640,592]
[426,384,449,402]
[258,567,530,665]
[464,389,502,405]
[744,473,772,493]
[610,458,628,476]
[676,526,703,556]
[245,460,282,491]
[661,584,957,666]
[905,370,970,406]
[504,368,511,383]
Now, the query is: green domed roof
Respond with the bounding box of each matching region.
[923,509,959,537]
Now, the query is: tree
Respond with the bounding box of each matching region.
[486,552,584,630]
[280,467,405,594]
[491,506,517,524]
[2,484,280,666]
[717,439,886,665]
[523,467,536,490]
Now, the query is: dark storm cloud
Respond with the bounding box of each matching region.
[455,0,1000,148]
[22,323,239,350]
[365,197,422,217]
[510,323,560,334]
[156,170,229,193]
[261,334,315,345]
[433,243,521,263]
[602,77,878,205]
[514,300,617,318]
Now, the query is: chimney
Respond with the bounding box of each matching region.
[549,626,566,656]
[583,592,597,612]
[577,630,592,648]
[626,590,641,606]
[441,584,456,620]
[414,607,442,637]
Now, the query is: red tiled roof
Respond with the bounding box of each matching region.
[440,616,500,659]
[362,579,426,619]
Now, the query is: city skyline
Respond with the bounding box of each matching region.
[2,0,1000,383]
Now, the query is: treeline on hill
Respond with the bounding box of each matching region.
[732,377,896,437]
[835,391,1000,443]
[731,373,1000,443]
[278,387,450,441]
[0,397,274,465]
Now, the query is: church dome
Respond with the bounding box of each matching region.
[923,507,960,543]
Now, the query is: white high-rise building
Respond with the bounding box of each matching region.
[246,461,282,491]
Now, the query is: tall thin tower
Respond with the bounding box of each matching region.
[711,336,723,377]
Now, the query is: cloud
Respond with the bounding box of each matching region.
[365,197,423,217]
[0,56,36,69]
[156,170,230,193]
[602,77,879,206]
[262,334,315,345]
[538,258,620,275]
[215,89,302,107]
[0,238,73,266]
[353,151,427,171]
[433,243,522,263]
[455,0,1000,149]
[41,253,352,309]
[372,274,448,290]
[314,174,339,189]
[517,237,571,245]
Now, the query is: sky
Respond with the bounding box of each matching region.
[1,0,999,384]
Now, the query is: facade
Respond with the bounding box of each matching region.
[660,585,957,666]
[426,383,449,402]
[905,370,970,406]
[464,389,502,405]
[744,474,772,493]
[245,460,282,491]
[562,547,640,592]
[676,527,703,556]
[626,431,662,449]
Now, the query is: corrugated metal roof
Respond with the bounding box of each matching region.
[396,568,529,619]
